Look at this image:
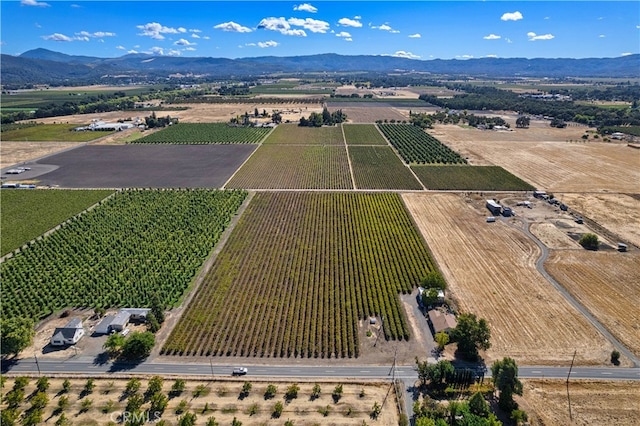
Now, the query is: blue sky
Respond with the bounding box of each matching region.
[1,1,638,60]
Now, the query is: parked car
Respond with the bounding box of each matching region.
[232,367,248,375]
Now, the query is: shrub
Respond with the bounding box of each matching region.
[611,350,621,365]
[264,384,277,399]
[579,233,599,250]
[272,401,284,418]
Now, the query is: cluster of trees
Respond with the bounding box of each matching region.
[145,112,177,129]
[420,84,640,128]
[409,110,509,130]
[0,317,35,357]
[450,313,491,361]
[420,271,447,308]
[299,107,346,127]
[579,233,599,250]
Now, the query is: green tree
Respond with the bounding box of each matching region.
[285,383,300,401]
[311,383,321,399]
[146,376,164,398]
[121,331,155,360]
[421,271,447,290]
[146,312,161,333]
[150,293,165,324]
[468,391,489,417]
[272,401,284,418]
[371,401,381,419]
[515,116,530,128]
[491,357,523,412]
[332,384,343,403]
[426,360,454,386]
[177,412,197,426]
[579,233,599,250]
[31,391,49,410]
[240,381,252,398]
[171,379,186,397]
[125,378,141,396]
[126,393,144,413]
[36,376,50,393]
[104,333,126,356]
[205,417,219,426]
[62,379,71,394]
[611,350,621,365]
[54,413,70,426]
[57,395,70,412]
[264,384,277,399]
[511,409,528,425]
[435,331,450,351]
[1,317,35,356]
[84,378,96,394]
[422,288,440,307]
[450,313,491,361]
[150,392,169,414]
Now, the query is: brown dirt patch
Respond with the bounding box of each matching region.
[341,107,407,123]
[402,192,617,366]
[520,379,640,426]
[1,142,83,169]
[559,193,640,248]
[431,122,640,192]
[1,377,399,426]
[545,250,640,357]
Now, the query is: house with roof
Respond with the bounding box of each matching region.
[427,309,458,335]
[50,318,85,346]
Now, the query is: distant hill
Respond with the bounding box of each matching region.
[2,48,638,85]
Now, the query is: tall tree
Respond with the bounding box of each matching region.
[491,357,523,412]
[450,313,491,361]
[1,317,35,356]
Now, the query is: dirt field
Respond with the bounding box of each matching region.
[340,106,407,123]
[545,250,640,357]
[430,121,640,192]
[520,379,640,426]
[402,193,618,366]
[1,142,85,169]
[558,193,640,248]
[0,377,399,426]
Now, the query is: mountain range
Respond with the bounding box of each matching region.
[2,48,639,86]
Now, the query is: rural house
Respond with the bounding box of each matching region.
[50,318,85,346]
[427,309,458,335]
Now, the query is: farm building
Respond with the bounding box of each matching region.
[93,314,116,335]
[502,207,513,217]
[50,318,85,346]
[122,308,151,321]
[427,309,458,335]
[92,308,149,335]
[486,200,502,215]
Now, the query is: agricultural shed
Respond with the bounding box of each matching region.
[50,318,85,346]
[428,309,457,335]
[108,310,131,332]
[486,199,502,215]
[122,308,150,321]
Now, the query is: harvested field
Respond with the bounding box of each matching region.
[349,146,422,190]
[559,193,640,248]
[521,379,640,426]
[34,145,257,188]
[545,250,640,357]
[402,193,617,366]
[225,145,352,189]
[262,123,344,145]
[1,141,85,169]
[411,165,535,191]
[163,192,436,358]
[343,124,388,145]
[430,123,640,192]
[0,377,398,426]
[339,106,406,123]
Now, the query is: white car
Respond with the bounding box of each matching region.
[232,367,248,375]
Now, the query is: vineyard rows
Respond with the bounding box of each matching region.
[162,192,436,358]
[343,124,388,145]
[349,146,422,190]
[134,123,271,144]
[411,165,535,190]
[377,124,467,164]
[263,124,344,145]
[1,189,247,322]
[226,145,352,189]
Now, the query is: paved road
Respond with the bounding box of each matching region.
[504,216,640,367]
[3,358,639,382]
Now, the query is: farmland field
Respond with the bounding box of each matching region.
[262,123,344,145]
[343,124,388,145]
[402,193,617,366]
[339,106,407,123]
[225,145,352,189]
[0,189,114,256]
[133,123,272,144]
[545,250,640,357]
[1,189,247,322]
[522,380,640,426]
[1,124,111,142]
[411,165,535,190]
[349,146,422,190]
[162,192,436,358]
[378,124,467,164]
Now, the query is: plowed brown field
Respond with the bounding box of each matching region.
[402,193,615,366]
[545,250,640,357]
[521,379,640,426]
[430,123,640,192]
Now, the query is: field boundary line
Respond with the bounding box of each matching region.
[375,124,426,190]
[220,144,260,189]
[507,216,640,367]
[342,123,357,189]
[151,191,255,356]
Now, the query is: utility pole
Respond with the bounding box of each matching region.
[209,358,214,379]
[34,354,41,376]
[566,350,577,421]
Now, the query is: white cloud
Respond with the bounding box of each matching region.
[288,17,330,33]
[483,34,501,40]
[71,4,81,8]
[127,50,138,54]
[76,31,116,39]
[21,0,50,7]
[213,21,252,33]
[621,52,633,56]
[136,22,186,40]
[527,32,554,41]
[192,33,200,39]
[258,40,279,48]
[392,51,420,59]
[599,34,606,38]
[408,33,421,38]
[338,17,362,28]
[455,55,474,59]
[501,11,523,21]
[184,47,196,51]
[485,54,498,58]
[336,31,351,38]
[257,17,307,36]
[189,29,201,33]
[147,47,181,56]
[174,38,196,46]
[372,23,399,33]
[42,33,73,42]
[293,3,317,13]
[116,45,126,50]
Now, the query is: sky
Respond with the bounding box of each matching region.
[1,1,638,60]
